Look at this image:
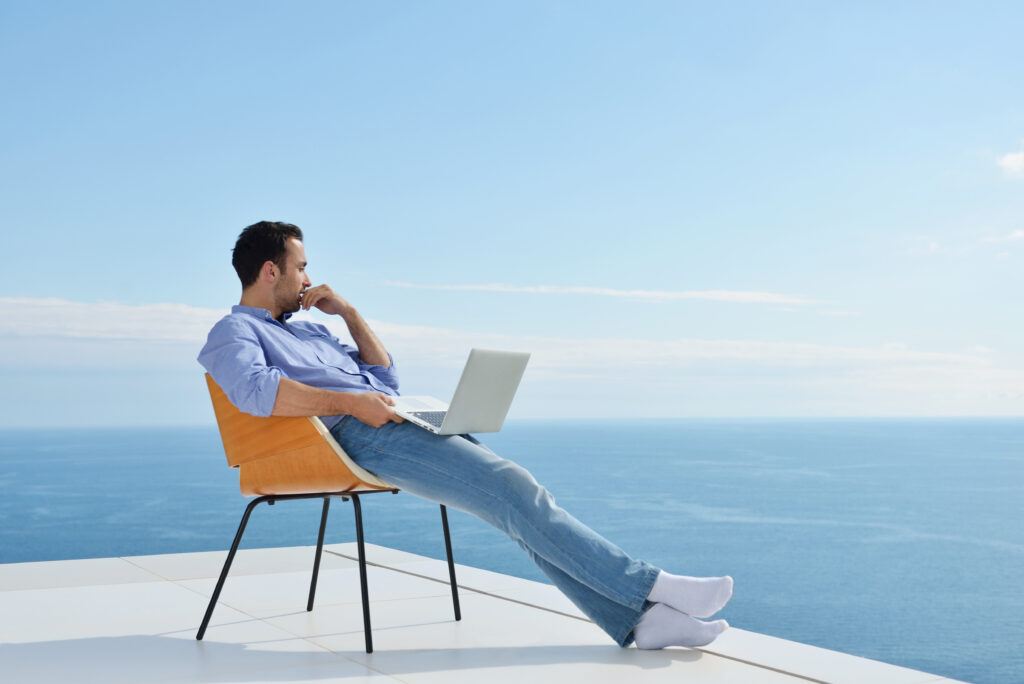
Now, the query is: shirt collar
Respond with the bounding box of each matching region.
[231,304,293,323]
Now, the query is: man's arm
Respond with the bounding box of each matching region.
[270,377,354,416]
[197,317,401,428]
[272,377,403,428]
[341,307,391,367]
[300,285,392,367]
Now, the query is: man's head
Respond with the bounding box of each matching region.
[232,221,311,317]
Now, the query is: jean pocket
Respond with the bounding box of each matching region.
[329,415,353,442]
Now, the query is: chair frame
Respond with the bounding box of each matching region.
[196,375,462,653]
[195,489,462,653]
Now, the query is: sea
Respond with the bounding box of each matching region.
[1,418,1021,684]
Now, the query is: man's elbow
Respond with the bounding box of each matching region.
[376,372,399,394]
[226,372,281,418]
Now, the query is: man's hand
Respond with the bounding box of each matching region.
[348,392,405,428]
[300,284,392,367]
[300,284,352,317]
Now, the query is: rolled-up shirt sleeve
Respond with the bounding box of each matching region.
[197,318,284,416]
[343,345,400,393]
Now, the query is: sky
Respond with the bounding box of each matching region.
[1,1,1022,427]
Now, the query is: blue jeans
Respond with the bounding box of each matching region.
[329,416,662,647]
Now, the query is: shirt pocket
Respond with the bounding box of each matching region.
[305,331,360,372]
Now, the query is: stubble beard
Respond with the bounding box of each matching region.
[275,285,302,316]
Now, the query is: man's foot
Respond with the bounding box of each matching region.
[645,570,733,618]
[633,603,729,649]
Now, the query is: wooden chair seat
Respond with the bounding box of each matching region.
[196,374,461,653]
[204,373,394,496]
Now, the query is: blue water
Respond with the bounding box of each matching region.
[1,419,1021,683]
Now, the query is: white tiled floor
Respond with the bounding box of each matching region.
[0,556,161,591]
[124,545,360,581]
[0,544,964,684]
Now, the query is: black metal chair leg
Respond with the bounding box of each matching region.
[440,504,461,621]
[197,487,438,653]
[351,493,373,653]
[307,497,331,611]
[196,495,270,640]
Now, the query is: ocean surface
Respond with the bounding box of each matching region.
[1,419,1021,683]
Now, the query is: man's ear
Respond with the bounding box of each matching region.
[261,260,277,282]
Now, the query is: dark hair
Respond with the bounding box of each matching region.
[231,221,304,288]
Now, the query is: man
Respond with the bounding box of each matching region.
[199,221,733,650]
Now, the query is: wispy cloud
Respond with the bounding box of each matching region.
[902,235,951,257]
[0,296,985,371]
[817,309,861,318]
[997,143,1024,177]
[982,229,1024,243]
[383,280,817,306]
[1,297,1019,417]
[0,297,224,342]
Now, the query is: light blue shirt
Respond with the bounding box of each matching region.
[197,305,399,430]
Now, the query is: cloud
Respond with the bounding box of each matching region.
[0,297,224,342]
[998,145,1024,177]
[982,229,1024,243]
[0,297,1019,418]
[903,235,951,257]
[0,296,988,371]
[818,309,861,318]
[382,280,817,306]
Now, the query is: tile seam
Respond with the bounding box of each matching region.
[326,550,835,684]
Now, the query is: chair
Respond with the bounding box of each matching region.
[195,374,462,652]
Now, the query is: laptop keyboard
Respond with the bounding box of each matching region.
[411,411,447,428]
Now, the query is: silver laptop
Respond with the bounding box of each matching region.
[393,348,530,435]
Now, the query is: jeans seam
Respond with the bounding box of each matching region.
[507,498,652,611]
[364,442,650,612]
[613,621,634,648]
[616,594,656,648]
[365,443,500,504]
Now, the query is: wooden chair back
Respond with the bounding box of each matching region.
[205,374,394,496]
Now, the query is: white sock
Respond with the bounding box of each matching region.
[646,570,733,618]
[633,603,729,649]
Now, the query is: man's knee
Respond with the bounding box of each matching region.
[492,459,555,507]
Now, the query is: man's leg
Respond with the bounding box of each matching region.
[465,437,733,650]
[511,535,655,647]
[329,416,661,646]
[464,434,655,647]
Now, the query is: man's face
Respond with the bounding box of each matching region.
[272,238,311,315]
